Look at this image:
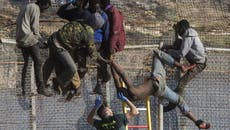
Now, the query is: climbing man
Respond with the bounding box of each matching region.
[93,0,126,97]
[16,0,53,96]
[100,50,210,129]
[158,19,207,112]
[43,10,101,101]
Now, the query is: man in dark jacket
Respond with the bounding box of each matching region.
[16,0,52,96]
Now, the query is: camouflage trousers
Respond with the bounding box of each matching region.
[175,60,207,95]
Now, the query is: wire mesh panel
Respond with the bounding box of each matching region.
[0,41,229,130]
[0,0,229,130]
[0,43,33,130]
[0,0,230,47]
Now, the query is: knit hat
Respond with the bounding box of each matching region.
[88,12,105,30]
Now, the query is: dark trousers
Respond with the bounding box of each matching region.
[21,44,44,91]
[43,43,77,87]
[175,61,207,95]
[97,43,111,83]
[73,48,89,79]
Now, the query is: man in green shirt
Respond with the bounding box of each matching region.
[87,94,139,130]
[43,11,99,101]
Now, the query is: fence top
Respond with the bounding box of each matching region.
[1,38,230,52]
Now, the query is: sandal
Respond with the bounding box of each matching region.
[195,120,211,129]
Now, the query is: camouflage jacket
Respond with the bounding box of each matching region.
[57,21,98,62]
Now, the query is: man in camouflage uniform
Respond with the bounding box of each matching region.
[43,12,99,101]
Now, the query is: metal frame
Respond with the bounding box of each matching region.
[122,96,153,130]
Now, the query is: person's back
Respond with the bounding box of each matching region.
[105,5,125,53]
[100,11,110,43]
[43,20,95,101]
[94,113,128,130]
[101,0,126,53]
[167,20,206,64]
[182,28,206,64]
[56,21,94,51]
[16,3,41,47]
[87,95,138,130]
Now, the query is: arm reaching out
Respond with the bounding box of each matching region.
[87,96,102,125]
[117,92,139,121]
[98,56,134,90]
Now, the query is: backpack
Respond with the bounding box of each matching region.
[107,6,126,52]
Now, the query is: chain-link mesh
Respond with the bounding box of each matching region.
[0,0,229,130]
[0,0,230,47]
[0,42,229,130]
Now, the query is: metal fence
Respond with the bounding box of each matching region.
[0,0,230,47]
[0,0,229,130]
[0,42,229,130]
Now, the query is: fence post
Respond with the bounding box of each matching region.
[30,63,37,130]
[158,99,163,130]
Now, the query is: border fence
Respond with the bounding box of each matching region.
[0,41,229,130]
[0,0,229,130]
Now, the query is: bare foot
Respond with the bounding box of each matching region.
[181,64,196,72]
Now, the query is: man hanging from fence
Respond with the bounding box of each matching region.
[92,0,126,97]
[56,0,112,105]
[100,50,210,129]
[87,95,139,130]
[16,0,53,97]
[158,19,207,112]
[88,1,111,96]
[43,10,102,101]
[56,0,109,81]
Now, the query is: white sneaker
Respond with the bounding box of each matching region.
[158,41,164,50]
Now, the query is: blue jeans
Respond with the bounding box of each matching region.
[152,56,189,115]
[161,86,190,115]
[154,50,175,66]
